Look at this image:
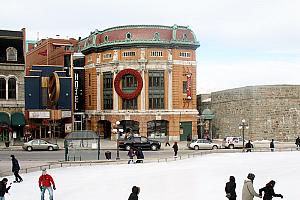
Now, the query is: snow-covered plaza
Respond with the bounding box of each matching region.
[5,151,300,200]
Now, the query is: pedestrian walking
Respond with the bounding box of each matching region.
[165,135,170,147]
[245,140,254,152]
[128,186,140,200]
[0,178,11,200]
[39,168,56,200]
[270,139,275,152]
[242,173,261,200]
[225,176,237,200]
[10,155,23,183]
[136,148,144,163]
[172,141,178,157]
[259,180,283,200]
[127,148,135,164]
[295,136,300,150]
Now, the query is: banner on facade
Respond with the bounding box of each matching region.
[29,111,50,119]
[73,68,85,112]
[186,74,192,99]
[65,123,72,133]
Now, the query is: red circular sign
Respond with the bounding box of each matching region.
[114,69,143,100]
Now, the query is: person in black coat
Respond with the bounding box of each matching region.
[172,142,178,157]
[295,136,300,150]
[225,176,237,200]
[135,148,144,163]
[259,180,283,200]
[245,140,253,152]
[11,155,23,183]
[128,186,140,200]
[0,178,11,199]
[270,139,275,152]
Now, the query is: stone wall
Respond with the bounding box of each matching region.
[211,85,300,141]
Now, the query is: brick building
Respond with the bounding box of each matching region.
[0,29,26,141]
[211,85,300,141]
[79,25,200,141]
[26,38,78,75]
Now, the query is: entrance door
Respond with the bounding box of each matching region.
[97,120,112,139]
[179,121,192,141]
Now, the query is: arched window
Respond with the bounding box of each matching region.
[6,47,17,61]
[0,78,5,99]
[8,78,16,99]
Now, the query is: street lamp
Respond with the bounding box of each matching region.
[239,119,249,152]
[116,121,120,160]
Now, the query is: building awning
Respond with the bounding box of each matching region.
[11,112,25,127]
[0,112,10,126]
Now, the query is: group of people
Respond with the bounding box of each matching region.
[127,147,144,164]
[225,173,283,200]
[0,155,56,200]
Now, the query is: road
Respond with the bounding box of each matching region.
[0,148,201,175]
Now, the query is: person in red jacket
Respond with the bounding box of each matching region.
[38,168,56,200]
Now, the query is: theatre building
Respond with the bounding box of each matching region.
[79,25,200,141]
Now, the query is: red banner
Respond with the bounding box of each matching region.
[186,74,192,99]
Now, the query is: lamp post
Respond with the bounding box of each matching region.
[116,121,120,160]
[239,119,249,152]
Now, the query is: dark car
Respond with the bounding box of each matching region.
[118,136,161,151]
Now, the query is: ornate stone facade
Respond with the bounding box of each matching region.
[80,25,200,141]
[211,85,300,141]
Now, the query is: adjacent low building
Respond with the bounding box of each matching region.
[211,85,300,141]
[0,29,26,141]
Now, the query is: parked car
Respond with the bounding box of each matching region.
[118,136,161,151]
[187,139,221,150]
[23,139,59,151]
[223,136,246,149]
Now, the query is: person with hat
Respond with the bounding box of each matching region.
[225,176,237,200]
[0,178,11,200]
[242,173,261,200]
[128,186,140,200]
[259,180,283,200]
[10,155,23,183]
[39,168,56,200]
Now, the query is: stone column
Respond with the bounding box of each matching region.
[113,70,119,111]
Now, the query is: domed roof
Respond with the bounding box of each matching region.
[79,25,200,54]
[202,108,213,115]
[201,109,214,120]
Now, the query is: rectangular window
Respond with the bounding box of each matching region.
[0,79,6,99]
[150,51,163,57]
[103,53,112,59]
[122,98,137,110]
[88,73,91,86]
[103,72,113,110]
[122,51,136,57]
[148,71,164,109]
[179,52,191,58]
[183,81,187,93]
[88,95,92,106]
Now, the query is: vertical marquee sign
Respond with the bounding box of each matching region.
[186,74,192,99]
[73,68,85,112]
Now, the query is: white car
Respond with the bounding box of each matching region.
[223,137,246,149]
[187,139,221,150]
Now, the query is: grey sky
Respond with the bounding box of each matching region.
[2,0,300,94]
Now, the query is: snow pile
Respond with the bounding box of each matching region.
[6,151,300,200]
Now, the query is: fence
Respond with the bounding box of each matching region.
[1,146,299,177]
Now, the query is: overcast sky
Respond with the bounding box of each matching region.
[2,0,300,94]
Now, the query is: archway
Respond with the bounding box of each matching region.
[97,120,112,139]
[147,120,169,139]
[118,120,140,137]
